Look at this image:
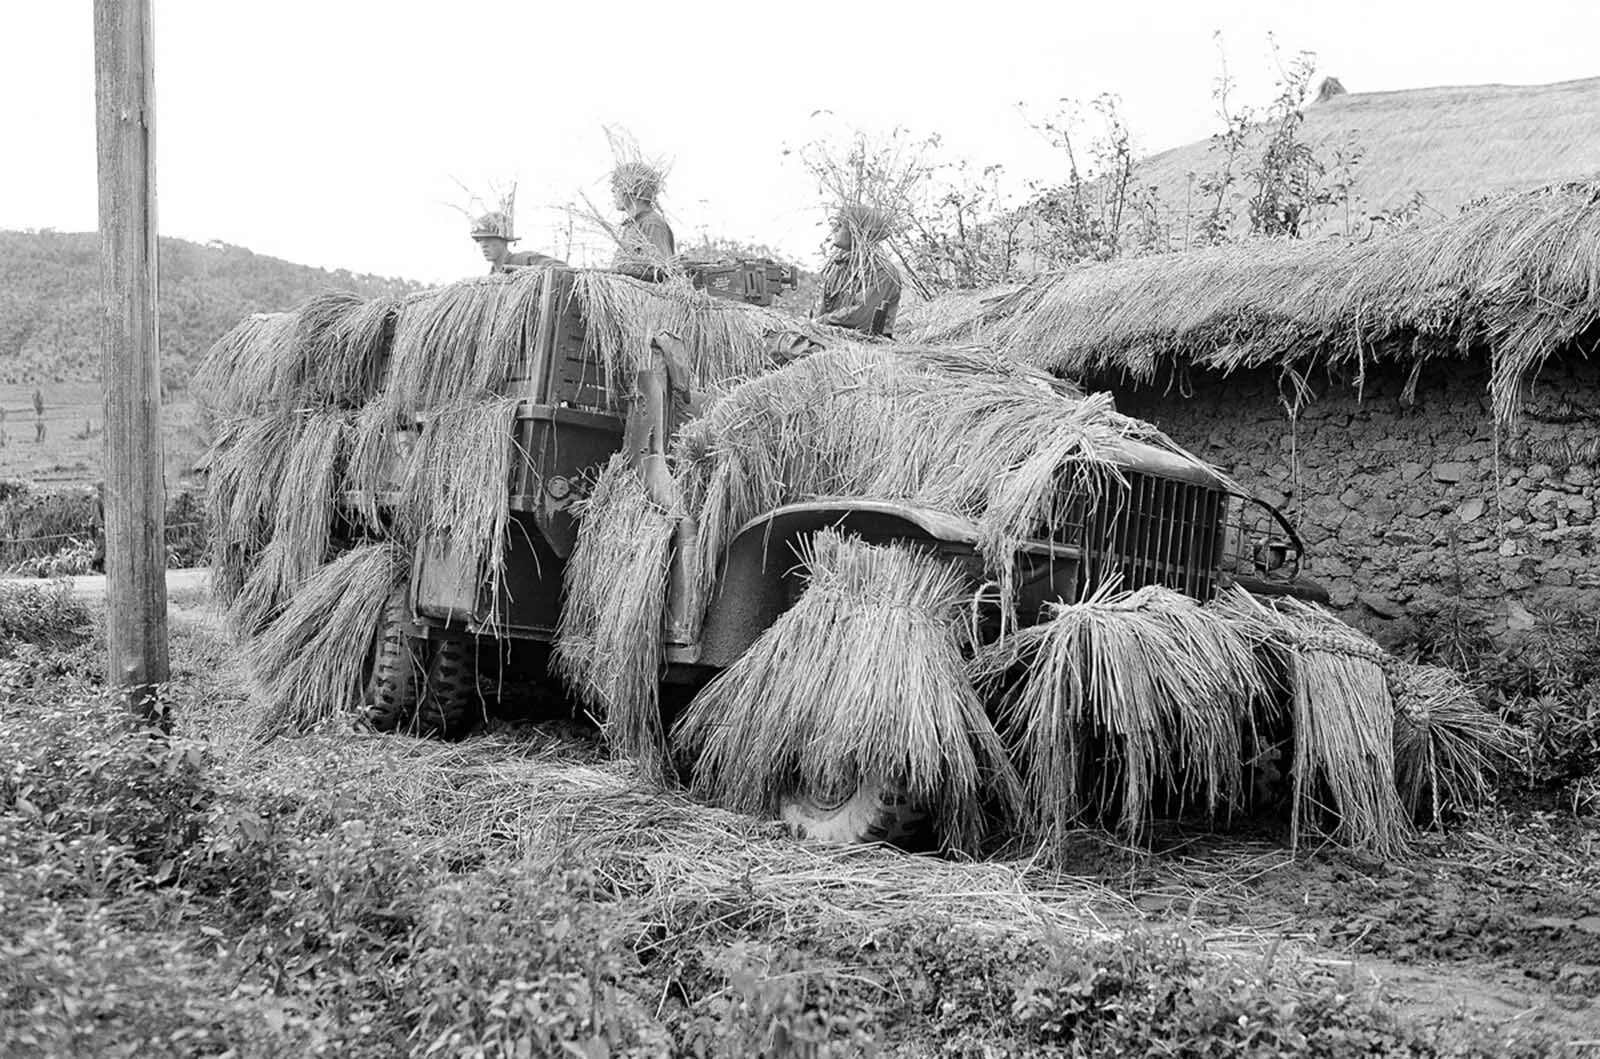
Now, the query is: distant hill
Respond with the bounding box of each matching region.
[0,230,419,390]
[1133,76,1600,240]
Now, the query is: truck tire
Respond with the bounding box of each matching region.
[779,780,926,847]
[414,637,479,739]
[364,591,419,732]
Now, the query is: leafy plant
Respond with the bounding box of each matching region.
[401,857,668,1057]
[0,579,90,653]
[1,690,210,887]
[1024,93,1159,265]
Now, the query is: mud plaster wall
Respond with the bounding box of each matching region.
[1110,355,1600,643]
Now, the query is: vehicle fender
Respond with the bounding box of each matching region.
[690,500,983,669]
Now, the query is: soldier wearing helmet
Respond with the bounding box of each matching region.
[813,204,902,337]
[470,210,565,274]
[610,161,676,281]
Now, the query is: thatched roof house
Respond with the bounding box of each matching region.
[920,182,1600,421]
[906,182,1600,638]
[1136,76,1600,239]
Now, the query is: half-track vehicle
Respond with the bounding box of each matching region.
[359,267,1327,804]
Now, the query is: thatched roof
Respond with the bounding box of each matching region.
[1138,76,1600,240]
[901,182,1600,422]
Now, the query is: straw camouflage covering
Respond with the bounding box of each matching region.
[397,396,525,614]
[674,530,1021,854]
[977,584,1267,848]
[470,210,515,241]
[191,312,299,416]
[1211,588,1412,857]
[193,258,809,743]
[192,242,1499,860]
[252,541,410,739]
[1388,660,1519,824]
[552,456,677,781]
[455,178,520,242]
[611,161,664,205]
[568,271,802,403]
[605,126,667,205]
[666,342,1213,625]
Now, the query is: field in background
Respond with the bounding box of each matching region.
[0,381,208,489]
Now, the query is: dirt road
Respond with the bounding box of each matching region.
[3,567,210,599]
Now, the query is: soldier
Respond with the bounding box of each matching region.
[813,204,902,338]
[470,211,565,274]
[610,161,676,281]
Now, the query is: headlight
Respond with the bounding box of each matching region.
[1252,540,1289,572]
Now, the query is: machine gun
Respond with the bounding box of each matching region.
[682,258,799,307]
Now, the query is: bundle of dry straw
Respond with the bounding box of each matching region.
[205,411,308,606]
[978,585,1266,848]
[396,396,525,611]
[553,455,677,782]
[193,293,399,415]
[570,270,801,398]
[1211,588,1411,857]
[898,284,1024,346]
[674,530,1020,853]
[1388,661,1518,825]
[220,410,351,635]
[285,290,399,409]
[191,312,298,415]
[253,541,409,740]
[379,272,548,420]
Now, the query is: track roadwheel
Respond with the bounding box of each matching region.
[364,591,419,732]
[779,779,926,846]
[414,637,479,739]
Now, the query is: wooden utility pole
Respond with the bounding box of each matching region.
[94,0,169,724]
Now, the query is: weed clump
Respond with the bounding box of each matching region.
[0,580,90,655]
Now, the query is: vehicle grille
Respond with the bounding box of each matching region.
[1067,472,1225,600]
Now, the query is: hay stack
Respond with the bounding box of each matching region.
[673,530,1019,853]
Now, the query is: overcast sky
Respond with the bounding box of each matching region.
[3,1,1597,285]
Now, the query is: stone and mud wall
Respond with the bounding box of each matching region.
[1110,354,1600,644]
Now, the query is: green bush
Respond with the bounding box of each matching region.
[0,678,211,894]
[401,860,670,1057]
[1395,599,1600,802]
[1485,609,1600,792]
[0,480,99,570]
[0,479,210,574]
[0,579,90,655]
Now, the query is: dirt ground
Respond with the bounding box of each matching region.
[66,574,1600,1051]
[1104,812,1600,1044]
